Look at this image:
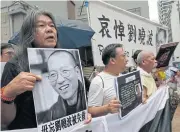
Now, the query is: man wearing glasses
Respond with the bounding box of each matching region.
[37,50,86,124]
[1,43,15,87]
[0,43,15,62]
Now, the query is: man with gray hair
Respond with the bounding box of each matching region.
[136,50,157,101]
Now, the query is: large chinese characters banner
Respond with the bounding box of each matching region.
[87,1,168,66]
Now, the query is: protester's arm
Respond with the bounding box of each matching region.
[140,75,149,103]
[1,70,41,127]
[1,100,16,128]
[88,77,120,117]
[1,63,17,127]
[142,86,148,103]
[88,98,120,117]
[88,105,109,117]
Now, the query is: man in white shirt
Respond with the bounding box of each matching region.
[136,51,157,101]
[88,44,128,117]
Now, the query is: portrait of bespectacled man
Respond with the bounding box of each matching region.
[156,28,167,48]
[28,49,87,125]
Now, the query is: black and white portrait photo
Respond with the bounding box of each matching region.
[156,27,167,48]
[27,48,87,128]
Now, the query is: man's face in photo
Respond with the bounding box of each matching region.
[157,30,166,45]
[48,51,80,100]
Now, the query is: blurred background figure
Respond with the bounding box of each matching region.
[1,43,15,86]
[132,50,142,66]
[165,67,180,119]
[167,67,179,92]
[0,43,15,62]
[175,70,180,96]
[153,69,166,88]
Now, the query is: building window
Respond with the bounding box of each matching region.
[127,7,141,16]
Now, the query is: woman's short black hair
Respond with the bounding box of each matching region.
[132,50,142,65]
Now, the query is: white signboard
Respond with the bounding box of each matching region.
[87,0,168,66]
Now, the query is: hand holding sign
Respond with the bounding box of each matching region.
[107,97,121,114]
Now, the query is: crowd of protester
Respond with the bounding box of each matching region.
[1,9,179,131]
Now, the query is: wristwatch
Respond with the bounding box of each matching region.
[1,87,15,104]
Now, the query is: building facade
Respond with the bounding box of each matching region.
[1,0,75,42]
[1,0,149,42]
[75,0,149,24]
[157,0,180,62]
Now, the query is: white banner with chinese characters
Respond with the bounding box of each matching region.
[3,85,171,132]
[87,0,168,66]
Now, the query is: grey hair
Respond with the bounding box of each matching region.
[14,10,59,72]
[19,10,58,50]
[136,51,144,66]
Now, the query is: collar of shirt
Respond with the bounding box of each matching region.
[137,67,152,77]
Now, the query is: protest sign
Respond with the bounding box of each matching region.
[115,71,142,118]
[156,42,179,68]
[27,48,88,132]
